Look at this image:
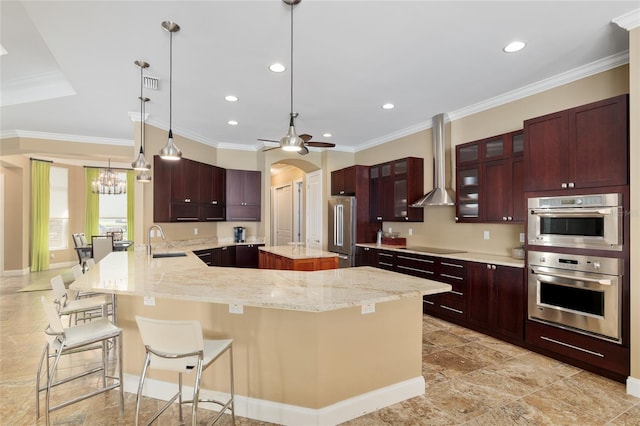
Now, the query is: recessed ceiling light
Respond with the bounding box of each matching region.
[269,63,286,73]
[225,95,238,102]
[382,103,395,110]
[227,120,238,126]
[322,133,332,138]
[503,41,526,53]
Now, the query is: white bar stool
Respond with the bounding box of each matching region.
[134,316,235,426]
[36,296,124,425]
[50,275,112,325]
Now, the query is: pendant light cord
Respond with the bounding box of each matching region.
[139,66,144,151]
[289,1,294,117]
[169,30,173,132]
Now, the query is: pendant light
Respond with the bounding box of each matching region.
[132,60,151,172]
[159,21,182,160]
[279,0,306,153]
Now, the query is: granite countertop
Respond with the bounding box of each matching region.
[259,245,339,260]
[356,243,525,268]
[70,251,451,312]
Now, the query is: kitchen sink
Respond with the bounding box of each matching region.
[152,252,187,258]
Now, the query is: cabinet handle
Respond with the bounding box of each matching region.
[205,217,224,221]
[211,201,218,205]
[397,255,434,264]
[449,290,464,296]
[492,265,496,270]
[440,305,464,314]
[397,265,435,275]
[176,217,198,221]
[441,262,464,268]
[502,216,507,221]
[377,216,383,221]
[540,336,604,358]
[340,190,345,194]
[508,216,513,221]
[561,183,567,189]
[423,300,435,306]
[568,182,575,188]
[440,273,464,281]
[455,217,459,222]
[185,198,191,203]
[486,264,492,269]
[378,262,393,267]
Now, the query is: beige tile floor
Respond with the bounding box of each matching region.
[1,268,639,425]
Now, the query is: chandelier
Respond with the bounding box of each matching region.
[91,159,126,195]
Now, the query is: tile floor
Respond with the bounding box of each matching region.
[1,268,639,425]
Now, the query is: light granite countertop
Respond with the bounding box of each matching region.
[356,243,525,268]
[258,245,339,260]
[70,251,451,312]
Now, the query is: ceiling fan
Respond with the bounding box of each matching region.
[258,0,336,156]
[259,113,336,155]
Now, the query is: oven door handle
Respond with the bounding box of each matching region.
[530,268,612,285]
[529,208,613,216]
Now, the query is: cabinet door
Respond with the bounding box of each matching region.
[523,110,569,191]
[483,159,511,222]
[243,170,262,206]
[212,246,236,267]
[456,167,480,221]
[226,169,261,221]
[153,155,173,222]
[510,157,525,222]
[225,169,244,206]
[171,158,200,203]
[467,263,492,329]
[236,244,262,268]
[369,166,382,221]
[571,95,628,188]
[493,266,524,341]
[356,246,378,266]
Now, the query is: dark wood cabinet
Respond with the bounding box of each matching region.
[369,157,423,222]
[355,246,378,266]
[524,94,628,192]
[376,249,396,271]
[193,249,212,266]
[211,245,236,267]
[235,244,263,268]
[199,163,225,221]
[331,165,365,196]
[226,169,261,221]
[456,131,524,223]
[467,262,524,342]
[154,156,227,222]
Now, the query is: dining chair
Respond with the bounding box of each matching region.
[92,235,113,263]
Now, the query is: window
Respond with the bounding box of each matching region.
[99,171,128,238]
[49,167,68,250]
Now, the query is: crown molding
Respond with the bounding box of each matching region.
[612,8,640,30]
[128,111,150,122]
[0,129,132,146]
[355,51,629,152]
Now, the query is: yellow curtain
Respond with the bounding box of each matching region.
[126,170,134,242]
[85,168,100,239]
[30,160,50,272]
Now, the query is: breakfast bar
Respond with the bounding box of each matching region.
[70,250,451,425]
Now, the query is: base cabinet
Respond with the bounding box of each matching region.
[258,251,338,271]
[467,262,524,342]
[193,244,264,268]
[355,246,378,266]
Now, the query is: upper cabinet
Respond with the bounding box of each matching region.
[226,169,261,221]
[524,94,628,192]
[199,163,226,222]
[330,165,369,196]
[369,157,424,222]
[456,131,524,223]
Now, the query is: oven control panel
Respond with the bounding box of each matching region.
[528,250,622,276]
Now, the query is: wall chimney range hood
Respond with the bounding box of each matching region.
[410,113,456,207]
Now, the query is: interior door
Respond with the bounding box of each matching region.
[306,170,322,250]
[275,184,293,246]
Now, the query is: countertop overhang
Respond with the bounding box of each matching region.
[70,251,451,312]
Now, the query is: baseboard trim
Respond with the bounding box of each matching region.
[627,376,640,398]
[124,374,425,425]
[2,267,30,277]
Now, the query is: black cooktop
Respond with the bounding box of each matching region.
[403,246,466,255]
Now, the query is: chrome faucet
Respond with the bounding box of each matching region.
[147,224,166,255]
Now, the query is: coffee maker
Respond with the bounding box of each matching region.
[233,226,246,243]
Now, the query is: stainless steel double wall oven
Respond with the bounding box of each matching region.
[526,193,625,343]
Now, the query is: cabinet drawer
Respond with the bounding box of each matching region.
[395,253,437,278]
[437,260,467,287]
[170,203,200,222]
[526,320,629,377]
[438,293,467,320]
[377,251,395,270]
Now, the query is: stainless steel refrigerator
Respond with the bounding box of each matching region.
[328,196,356,268]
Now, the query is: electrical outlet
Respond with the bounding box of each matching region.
[388,227,392,233]
[229,304,244,314]
[483,230,490,240]
[361,303,375,314]
[144,296,155,306]
[408,228,413,236]
[520,233,525,243]
[194,228,198,235]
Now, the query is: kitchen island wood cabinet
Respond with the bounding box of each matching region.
[523,94,628,192]
[259,246,338,271]
[226,169,261,221]
[70,251,451,425]
[467,261,524,343]
[193,244,264,268]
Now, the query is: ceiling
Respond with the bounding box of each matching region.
[1,1,637,155]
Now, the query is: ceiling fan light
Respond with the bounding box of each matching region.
[280,126,303,152]
[160,129,182,160]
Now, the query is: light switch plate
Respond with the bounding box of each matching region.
[143,296,155,306]
[483,231,490,240]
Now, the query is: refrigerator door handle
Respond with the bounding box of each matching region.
[335,204,343,247]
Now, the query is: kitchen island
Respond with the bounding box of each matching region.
[259,244,339,271]
[70,250,451,425]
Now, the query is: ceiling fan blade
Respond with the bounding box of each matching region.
[305,141,336,148]
[258,138,279,143]
[263,146,280,152]
[298,145,309,155]
[299,134,313,142]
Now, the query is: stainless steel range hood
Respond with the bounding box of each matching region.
[410,113,456,207]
